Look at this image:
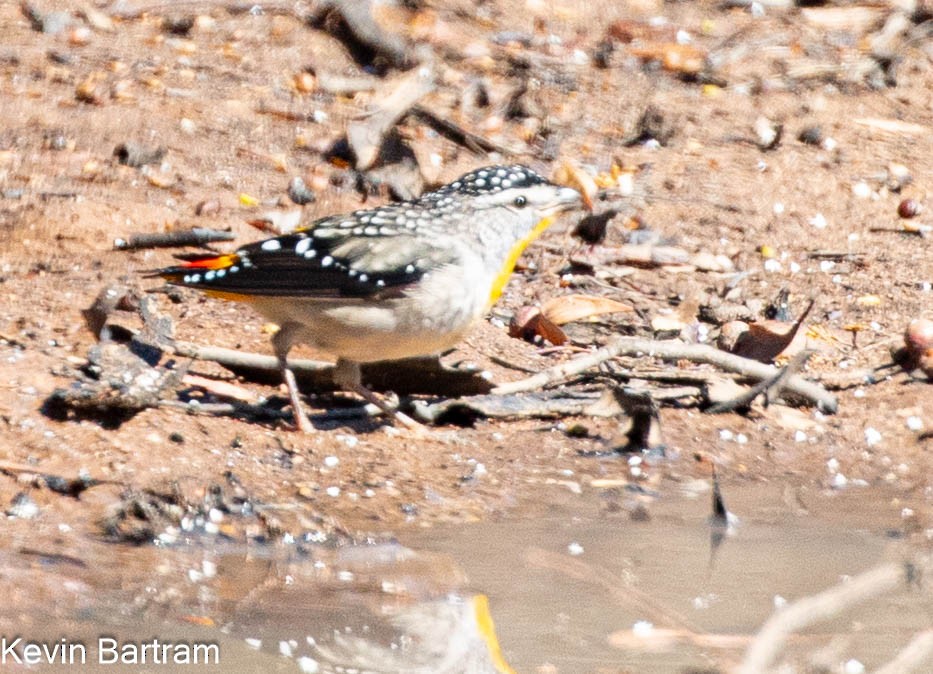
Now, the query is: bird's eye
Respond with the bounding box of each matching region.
[513,195,527,208]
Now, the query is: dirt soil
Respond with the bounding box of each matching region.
[0,0,931,562]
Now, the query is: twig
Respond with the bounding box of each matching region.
[492,337,838,413]
[347,66,435,170]
[113,228,235,251]
[170,342,331,378]
[0,460,113,496]
[873,630,933,674]
[738,562,907,674]
[705,350,813,414]
[410,105,517,156]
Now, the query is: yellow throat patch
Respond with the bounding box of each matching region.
[487,216,553,308]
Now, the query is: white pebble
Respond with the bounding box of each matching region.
[853,388,866,398]
[864,427,882,446]
[326,486,340,498]
[773,595,787,609]
[827,458,840,472]
[719,429,734,441]
[844,659,865,674]
[789,261,801,273]
[772,202,784,215]
[279,641,293,658]
[323,455,339,468]
[244,638,262,650]
[906,416,923,431]
[632,620,654,637]
[764,259,782,273]
[819,260,835,273]
[794,430,807,443]
[567,542,584,556]
[736,433,748,444]
[832,472,848,488]
[297,657,320,674]
[851,181,871,199]
[809,213,827,229]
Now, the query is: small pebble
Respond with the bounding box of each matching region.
[844,659,865,674]
[297,657,320,674]
[763,259,782,273]
[288,176,316,205]
[851,181,871,199]
[567,542,584,556]
[323,455,339,468]
[632,621,654,637]
[797,126,822,145]
[809,213,827,229]
[906,416,922,431]
[864,427,882,446]
[325,486,340,498]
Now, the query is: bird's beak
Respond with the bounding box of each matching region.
[547,186,584,214]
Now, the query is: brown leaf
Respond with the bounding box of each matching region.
[509,307,568,345]
[541,294,633,326]
[731,300,814,363]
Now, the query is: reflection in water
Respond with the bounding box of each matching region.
[0,484,929,673]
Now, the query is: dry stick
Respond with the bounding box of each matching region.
[492,337,838,413]
[738,562,906,674]
[705,350,813,414]
[872,630,933,674]
[347,66,435,170]
[410,105,517,156]
[113,228,235,251]
[170,342,331,375]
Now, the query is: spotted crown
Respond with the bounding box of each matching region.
[431,165,550,198]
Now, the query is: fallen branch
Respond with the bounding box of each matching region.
[873,629,933,674]
[492,337,838,413]
[347,66,435,170]
[705,350,813,414]
[113,227,235,251]
[738,561,908,674]
[410,105,517,156]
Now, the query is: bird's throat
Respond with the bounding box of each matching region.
[487,216,554,307]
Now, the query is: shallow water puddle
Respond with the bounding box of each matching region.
[405,482,930,672]
[0,483,928,673]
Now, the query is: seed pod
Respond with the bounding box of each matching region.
[897,198,922,219]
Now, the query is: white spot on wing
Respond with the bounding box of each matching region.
[261,239,282,252]
[321,255,334,267]
[295,238,312,255]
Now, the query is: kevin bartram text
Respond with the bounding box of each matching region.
[1,636,220,666]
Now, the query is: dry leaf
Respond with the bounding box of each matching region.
[509,307,568,345]
[541,294,632,325]
[552,161,596,210]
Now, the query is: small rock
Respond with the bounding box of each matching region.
[287,176,315,205]
[797,125,823,145]
[7,492,39,519]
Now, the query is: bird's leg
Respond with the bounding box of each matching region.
[333,358,424,431]
[272,324,314,433]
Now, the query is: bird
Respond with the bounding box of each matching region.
[156,165,581,432]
